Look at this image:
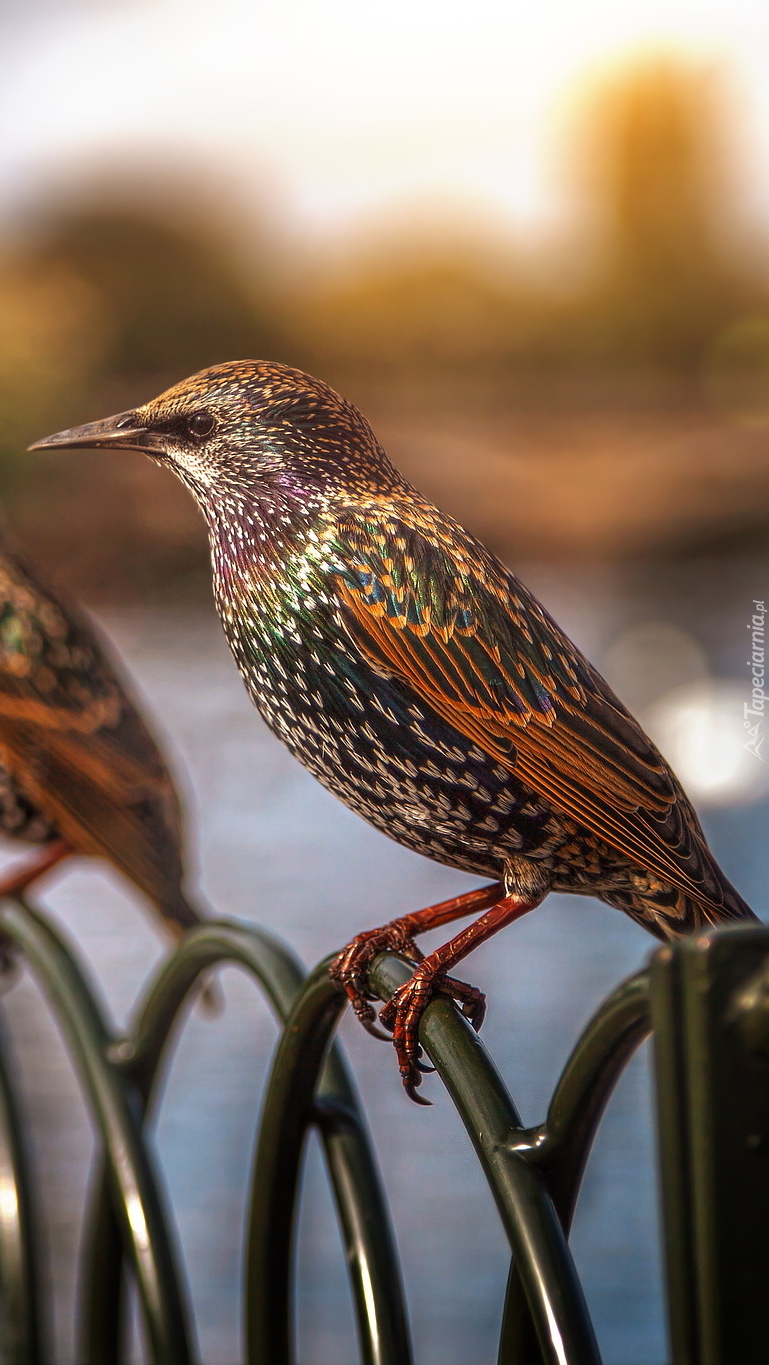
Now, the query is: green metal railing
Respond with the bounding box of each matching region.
[0,894,767,1364]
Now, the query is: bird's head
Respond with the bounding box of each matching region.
[30,360,401,512]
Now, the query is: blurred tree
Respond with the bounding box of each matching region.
[29,207,284,388]
[292,58,765,389]
[298,248,529,383]
[1,62,767,593]
[609,64,714,280]
[0,202,289,595]
[0,261,107,480]
[572,55,755,366]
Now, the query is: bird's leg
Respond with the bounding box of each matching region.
[378,892,541,1101]
[0,839,70,898]
[330,881,505,1035]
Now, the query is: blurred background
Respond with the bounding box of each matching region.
[0,1,767,1362]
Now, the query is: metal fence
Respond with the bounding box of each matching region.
[0,894,767,1365]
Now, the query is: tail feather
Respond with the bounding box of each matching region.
[9,739,211,943]
[154,889,208,939]
[606,859,759,942]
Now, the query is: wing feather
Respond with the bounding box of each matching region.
[0,548,190,915]
[333,511,725,911]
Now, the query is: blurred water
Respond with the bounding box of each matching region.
[0,559,765,1364]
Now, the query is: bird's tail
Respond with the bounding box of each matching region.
[155,887,208,940]
[610,864,759,942]
[685,842,759,933]
[700,881,759,928]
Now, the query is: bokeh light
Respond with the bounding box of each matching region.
[646,680,769,804]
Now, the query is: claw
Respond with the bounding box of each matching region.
[329,918,486,1101]
[399,1057,430,1103]
[330,924,420,1021]
[405,1081,432,1106]
[333,969,394,1042]
[349,994,376,1023]
[459,996,486,1031]
[350,996,391,1041]
[434,973,486,1032]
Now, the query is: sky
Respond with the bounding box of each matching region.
[1,0,769,245]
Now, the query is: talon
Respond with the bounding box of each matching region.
[350,994,376,1024]
[434,973,487,1032]
[346,992,391,1040]
[414,1042,436,1073]
[460,997,486,1031]
[361,1016,392,1042]
[405,1080,432,1106]
[330,921,421,1037]
[330,914,487,1098]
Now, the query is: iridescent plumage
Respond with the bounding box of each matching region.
[31,361,757,1095]
[0,534,204,941]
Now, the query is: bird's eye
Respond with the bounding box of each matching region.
[186,411,215,439]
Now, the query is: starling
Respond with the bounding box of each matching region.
[0,529,205,945]
[31,362,758,1098]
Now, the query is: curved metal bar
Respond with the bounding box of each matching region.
[245,956,346,1365]
[528,968,652,1227]
[0,1008,45,1363]
[311,1090,412,1365]
[79,1167,128,1365]
[82,925,411,1365]
[132,925,307,1078]
[496,968,652,1365]
[81,924,306,1365]
[368,952,602,1365]
[0,897,193,1364]
[245,954,413,1365]
[0,891,657,1365]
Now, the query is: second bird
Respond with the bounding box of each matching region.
[31,362,757,1098]
[0,530,205,945]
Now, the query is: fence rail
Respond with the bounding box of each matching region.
[0,894,767,1365]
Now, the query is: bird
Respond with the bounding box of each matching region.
[0,528,207,948]
[30,360,758,1098]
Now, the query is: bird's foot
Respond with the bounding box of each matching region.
[377,963,486,1103]
[329,919,424,1040]
[0,839,70,900]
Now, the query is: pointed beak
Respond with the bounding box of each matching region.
[28,410,162,456]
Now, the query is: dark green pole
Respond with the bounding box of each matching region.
[653,926,769,1365]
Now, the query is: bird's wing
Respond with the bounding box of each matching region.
[0,565,168,804]
[0,690,195,930]
[332,512,728,911]
[0,553,191,917]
